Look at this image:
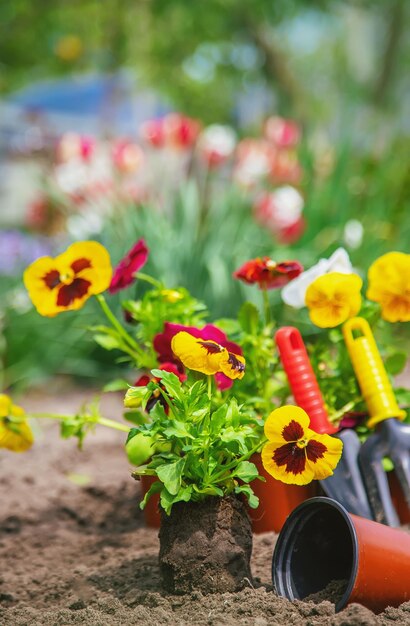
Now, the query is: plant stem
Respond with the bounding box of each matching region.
[95,293,146,361]
[135,272,163,289]
[29,412,130,433]
[211,440,265,483]
[262,288,271,326]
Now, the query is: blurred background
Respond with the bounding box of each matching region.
[0,0,409,391]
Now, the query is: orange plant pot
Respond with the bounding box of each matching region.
[248,453,317,534]
[140,475,161,528]
[388,470,410,524]
[273,497,410,613]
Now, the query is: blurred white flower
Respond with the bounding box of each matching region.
[233,139,272,187]
[66,212,104,238]
[198,124,237,167]
[343,219,364,249]
[282,247,355,308]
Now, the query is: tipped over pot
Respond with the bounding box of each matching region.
[273,496,410,613]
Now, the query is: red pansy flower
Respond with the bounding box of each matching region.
[233,257,303,290]
[109,239,149,294]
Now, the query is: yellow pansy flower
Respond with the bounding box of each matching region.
[367,252,410,323]
[261,406,343,485]
[305,272,362,328]
[24,241,112,317]
[171,331,245,379]
[0,394,34,453]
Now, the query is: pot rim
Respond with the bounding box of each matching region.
[272,496,359,611]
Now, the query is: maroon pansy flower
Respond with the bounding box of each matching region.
[109,239,149,294]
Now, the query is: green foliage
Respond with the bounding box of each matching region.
[129,369,263,514]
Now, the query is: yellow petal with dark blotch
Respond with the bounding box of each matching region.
[219,352,246,380]
[261,441,315,485]
[264,405,310,444]
[171,331,226,375]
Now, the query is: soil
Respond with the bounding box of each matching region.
[159,495,253,594]
[1,383,410,626]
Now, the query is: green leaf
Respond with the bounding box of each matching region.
[163,421,194,439]
[234,484,259,508]
[238,301,260,334]
[156,458,186,495]
[385,352,407,376]
[151,369,184,402]
[93,334,122,351]
[233,461,259,482]
[103,378,130,392]
[139,480,163,510]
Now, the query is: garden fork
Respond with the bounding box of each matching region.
[343,317,410,527]
[275,326,373,519]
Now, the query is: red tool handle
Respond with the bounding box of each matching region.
[275,326,337,434]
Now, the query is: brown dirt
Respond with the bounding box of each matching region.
[1,384,410,625]
[159,495,253,594]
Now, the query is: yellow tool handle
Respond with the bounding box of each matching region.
[343,317,406,428]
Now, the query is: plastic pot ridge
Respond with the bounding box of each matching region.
[273,496,410,613]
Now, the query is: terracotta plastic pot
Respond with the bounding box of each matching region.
[140,475,160,528]
[248,454,317,534]
[273,496,410,613]
[388,471,410,524]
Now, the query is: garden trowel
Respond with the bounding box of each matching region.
[275,326,373,519]
[343,317,409,527]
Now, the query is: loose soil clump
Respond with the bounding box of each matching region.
[1,386,410,625]
[159,495,253,594]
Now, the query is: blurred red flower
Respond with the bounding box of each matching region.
[109,239,149,294]
[234,257,303,290]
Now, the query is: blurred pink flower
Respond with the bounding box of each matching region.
[140,119,166,148]
[264,116,301,148]
[164,113,202,150]
[56,132,95,163]
[112,140,144,173]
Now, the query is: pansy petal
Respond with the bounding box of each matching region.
[305,431,343,480]
[367,252,410,323]
[24,241,112,317]
[306,273,362,328]
[282,248,354,309]
[63,241,112,294]
[171,331,226,375]
[264,405,310,443]
[219,352,245,380]
[261,441,315,485]
[0,394,12,418]
[0,421,34,452]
